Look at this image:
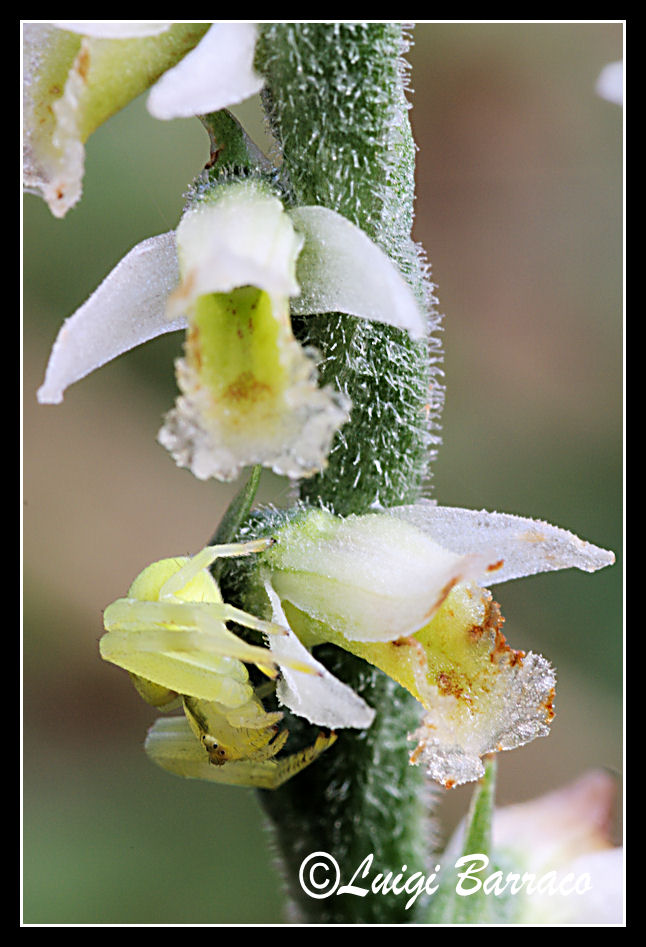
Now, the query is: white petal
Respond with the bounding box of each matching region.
[37,232,184,404]
[491,772,623,923]
[444,772,623,922]
[554,848,623,924]
[387,501,615,585]
[267,511,494,643]
[168,181,303,317]
[492,769,618,870]
[596,61,623,105]
[289,206,427,340]
[265,583,376,730]
[50,21,172,38]
[147,23,263,120]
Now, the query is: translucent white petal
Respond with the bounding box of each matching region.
[168,181,303,317]
[289,206,427,340]
[596,60,623,105]
[50,21,172,38]
[147,22,263,120]
[387,501,615,585]
[37,232,184,404]
[266,510,495,643]
[410,650,556,787]
[265,583,376,729]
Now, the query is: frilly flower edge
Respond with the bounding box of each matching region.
[37,176,427,482]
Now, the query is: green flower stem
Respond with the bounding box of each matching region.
[246,24,443,923]
[258,22,443,515]
[426,759,497,923]
[209,465,262,581]
[425,757,515,924]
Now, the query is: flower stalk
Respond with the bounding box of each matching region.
[243,23,440,923]
[25,21,619,925]
[258,23,442,515]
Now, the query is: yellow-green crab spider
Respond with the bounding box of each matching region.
[144,713,337,790]
[100,538,337,788]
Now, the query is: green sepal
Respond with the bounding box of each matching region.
[210,466,262,581]
[199,110,270,177]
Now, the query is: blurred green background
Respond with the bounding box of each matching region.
[23,23,623,924]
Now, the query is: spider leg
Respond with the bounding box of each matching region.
[258,730,337,789]
[158,539,275,600]
[145,716,337,789]
[102,599,281,672]
[104,598,315,674]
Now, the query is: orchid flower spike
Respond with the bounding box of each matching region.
[37,172,427,481]
[246,502,615,787]
[23,21,263,217]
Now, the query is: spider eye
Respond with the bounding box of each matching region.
[208,745,228,767]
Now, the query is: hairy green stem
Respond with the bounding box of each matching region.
[259,22,443,515]
[244,24,444,923]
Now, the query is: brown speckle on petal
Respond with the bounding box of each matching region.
[76,43,90,82]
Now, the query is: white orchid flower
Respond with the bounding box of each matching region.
[596,60,623,106]
[37,175,426,481]
[445,769,622,923]
[254,502,614,786]
[23,21,263,217]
